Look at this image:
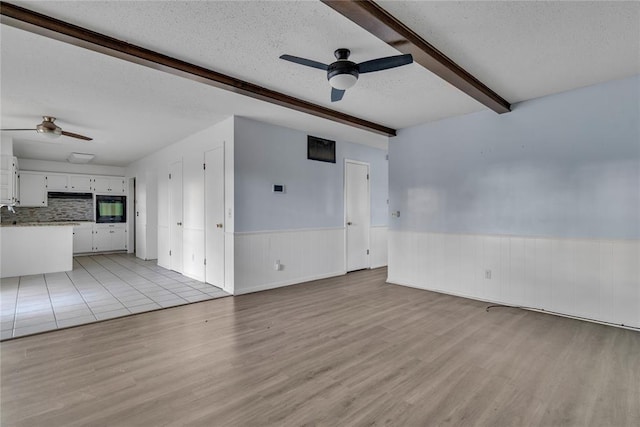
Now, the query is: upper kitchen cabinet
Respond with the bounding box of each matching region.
[93,176,126,194]
[18,172,47,207]
[69,175,92,192]
[45,173,69,191]
[0,155,18,205]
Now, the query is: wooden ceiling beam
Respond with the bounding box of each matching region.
[0,1,397,137]
[321,0,511,114]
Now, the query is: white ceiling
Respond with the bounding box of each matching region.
[379,0,640,103]
[1,1,638,167]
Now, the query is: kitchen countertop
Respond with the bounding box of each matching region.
[0,221,81,227]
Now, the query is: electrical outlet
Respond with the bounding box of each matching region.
[485,270,492,280]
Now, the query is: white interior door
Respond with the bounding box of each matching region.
[345,160,370,272]
[169,160,183,273]
[205,147,225,288]
[135,178,146,259]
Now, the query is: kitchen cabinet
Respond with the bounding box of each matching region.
[0,155,18,205]
[69,175,92,192]
[72,223,94,254]
[93,223,127,252]
[45,173,69,191]
[93,176,126,194]
[18,172,47,207]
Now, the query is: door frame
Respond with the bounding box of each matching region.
[344,159,371,272]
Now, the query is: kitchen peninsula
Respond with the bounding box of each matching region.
[0,222,75,278]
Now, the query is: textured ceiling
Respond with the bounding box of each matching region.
[379,0,640,103]
[2,1,639,166]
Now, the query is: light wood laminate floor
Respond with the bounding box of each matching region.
[1,268,639,426]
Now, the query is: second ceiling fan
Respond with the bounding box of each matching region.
[280,48,413,102]
[1,116,92,141]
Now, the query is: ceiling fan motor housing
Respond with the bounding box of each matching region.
[327,61,359,90]
[327,48,359,90]
[36,116,62,137]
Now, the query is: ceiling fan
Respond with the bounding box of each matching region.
[279,48,413,102]
[1,116,93,141]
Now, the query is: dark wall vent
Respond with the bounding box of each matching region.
[307,135,336,163]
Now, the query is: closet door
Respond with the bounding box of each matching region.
[205,146,225,288]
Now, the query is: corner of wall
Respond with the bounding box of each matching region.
[1,136,13,157]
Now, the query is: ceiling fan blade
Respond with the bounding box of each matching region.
[331,87,345,102]
[280,54,328,71]
[61,130,93,141]
[358,54,413,74]
[0,128,36,131]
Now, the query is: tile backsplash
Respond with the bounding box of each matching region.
[1,197,94,224]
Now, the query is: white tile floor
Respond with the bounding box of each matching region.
[0,253,228,340]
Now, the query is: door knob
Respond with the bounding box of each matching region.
[216,223,223,228]
[177,222,182,226]
[347,222,353,225]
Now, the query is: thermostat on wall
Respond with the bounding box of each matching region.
[273,184,285,193]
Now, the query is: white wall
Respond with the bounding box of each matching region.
[126,115,389,295]
[18,158,126,176]
[126,117,234,291]
[389,75,640,328]
[232,117,389,295]
[1,136,13,157]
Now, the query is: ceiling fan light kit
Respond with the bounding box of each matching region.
[329,73,358,90]
[280,48,413,102]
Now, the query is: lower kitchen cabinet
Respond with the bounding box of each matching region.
[72,223,94,254]
[93,223,127,252]
[72,223,127,254]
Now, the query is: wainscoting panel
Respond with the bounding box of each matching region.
[182,227,205,282]
[234,228,346,295]
[157,225,169,270]
[370,226,388,268]
[388,230,640,328]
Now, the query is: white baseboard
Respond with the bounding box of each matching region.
[235,270,347,295]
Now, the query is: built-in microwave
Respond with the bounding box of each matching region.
[95,195,126,223]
